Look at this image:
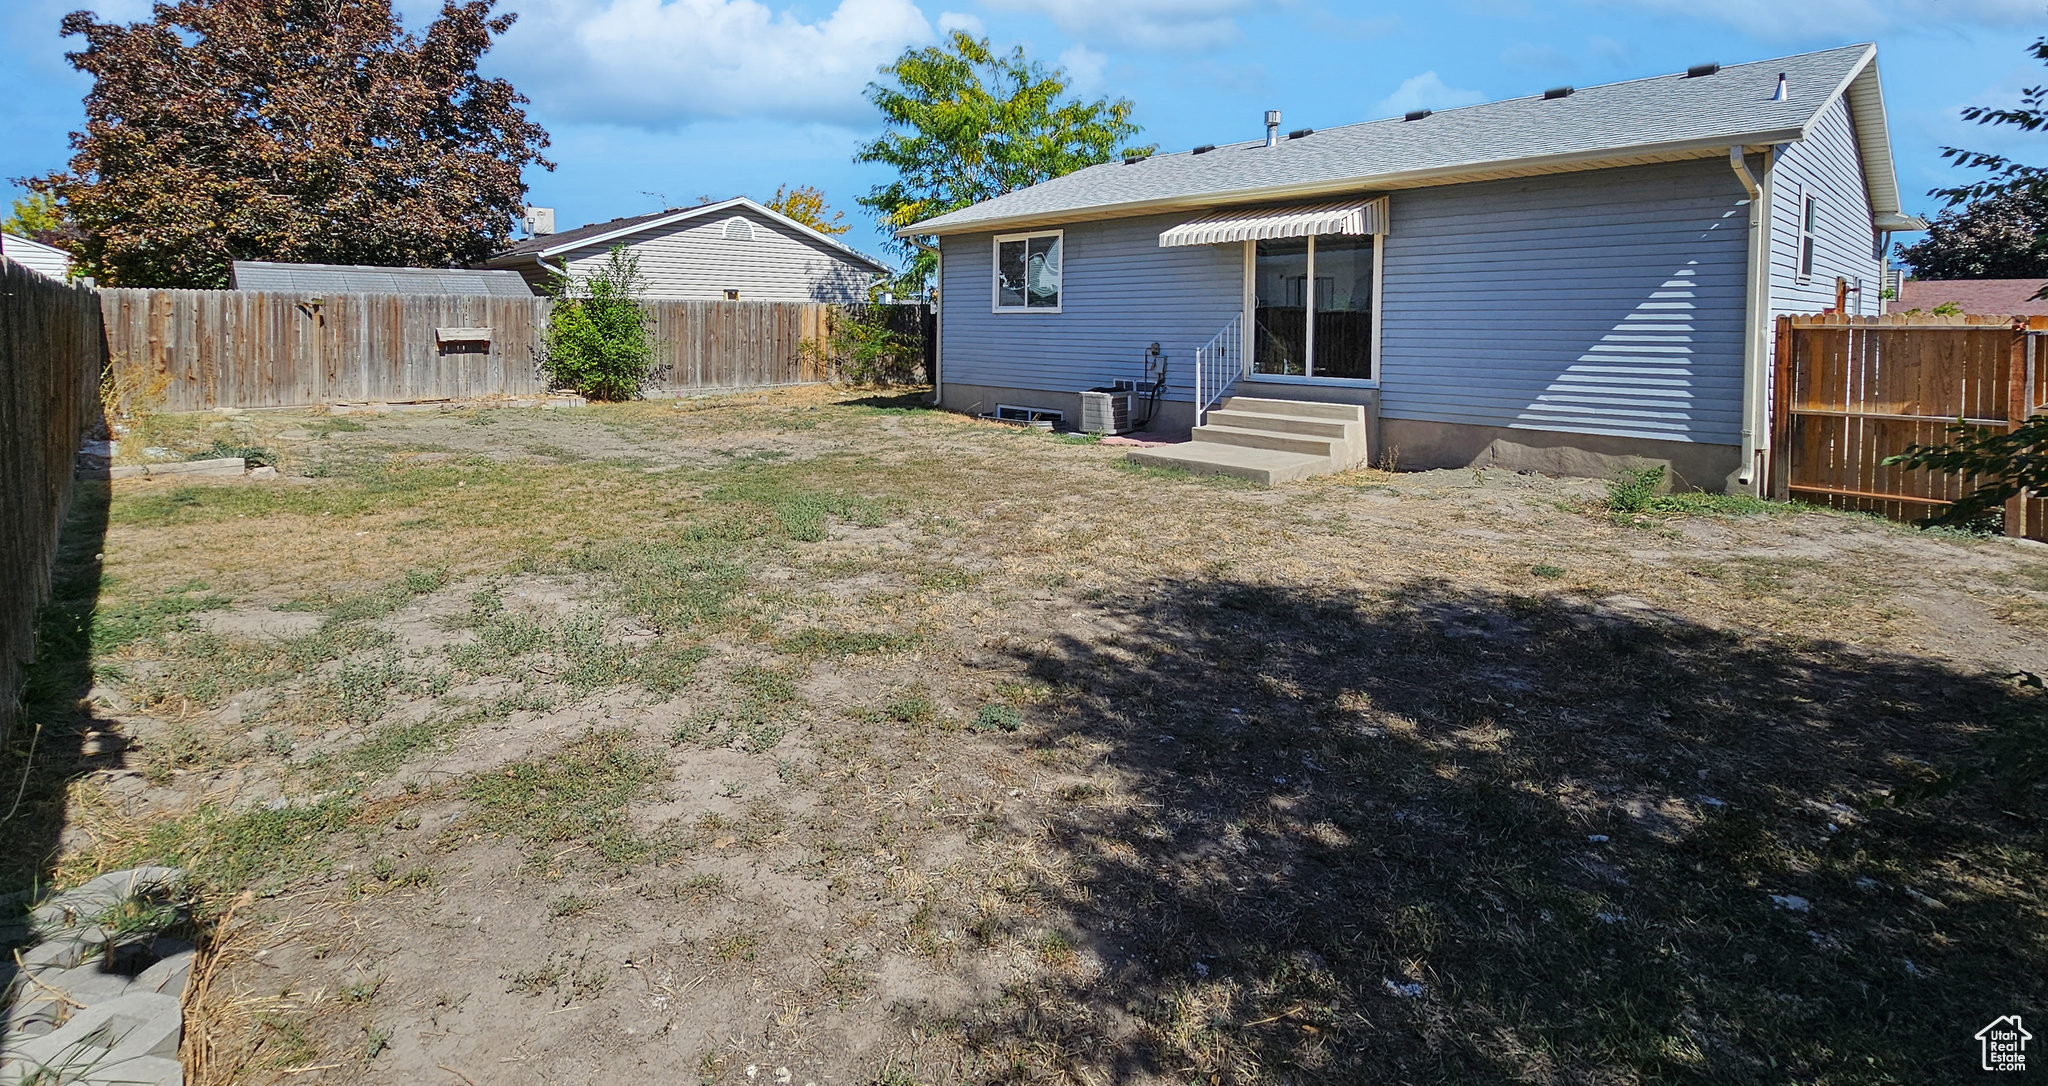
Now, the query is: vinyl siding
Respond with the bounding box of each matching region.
[1379,158,1749,444]
[1767,95,1883,318]
[939,213,1243,402]
[525,208,880,302]
[938,158,1752,446]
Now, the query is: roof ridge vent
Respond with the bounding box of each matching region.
[1191,144,1216,154]
[1123,151,1152,164]
[1686,62,1720,78]
[1286,127,1313,139]
[1404,109,1432,121]
[1543,86,1574,100]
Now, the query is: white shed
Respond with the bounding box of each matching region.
[485,196,892,301]
[2,232,74,282]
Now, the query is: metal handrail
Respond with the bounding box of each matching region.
[1193,314,1243,428]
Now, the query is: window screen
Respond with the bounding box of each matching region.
[995,233,1061,310]
[1800,196,1818,278]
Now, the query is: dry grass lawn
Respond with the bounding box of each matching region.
[4,386,2046,1085]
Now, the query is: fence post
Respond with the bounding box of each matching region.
[2012,328,2033,538]
[1770,315,1793,500]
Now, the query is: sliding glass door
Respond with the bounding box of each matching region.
[1252,234,1375,380]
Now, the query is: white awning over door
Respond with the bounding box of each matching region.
[1158,197,1389,247]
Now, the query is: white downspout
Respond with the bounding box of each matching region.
[910,237,942,407]
[1728,146,1773,495]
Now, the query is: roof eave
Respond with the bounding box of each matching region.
[490,196,895,274]
[896,128,1810,238]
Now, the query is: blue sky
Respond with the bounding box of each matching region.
[4,0,2045,265]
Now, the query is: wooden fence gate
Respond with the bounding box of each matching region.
[1769,313,2048,540]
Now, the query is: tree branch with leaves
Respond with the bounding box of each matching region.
[855,32,1150,287]
[22,0,551,287]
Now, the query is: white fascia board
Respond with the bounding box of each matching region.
[896,129,1810,238]
[1839,54,1907,220]
[534,197,895,274]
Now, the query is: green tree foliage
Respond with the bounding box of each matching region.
[855,32,1149,285]
[1884,416,2048,527]
[1933,33,2048,206]
[4,193,65,238]
[542,246,656,402]
[765,185,849,235]
[801,295,924,386]
[1897,189,2048,280]
[23,0,551,287]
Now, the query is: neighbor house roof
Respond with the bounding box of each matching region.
[488,196,893,274]
[2,232,74,281]
[1896,278,2048,316]
[230,260,536,296]
[903,44,1916,238]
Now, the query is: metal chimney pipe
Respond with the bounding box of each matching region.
[1265,110,1281,147]
[1772,73,1787,101]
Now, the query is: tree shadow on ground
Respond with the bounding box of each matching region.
[0,481,112,905]
[938,576,2044,1084]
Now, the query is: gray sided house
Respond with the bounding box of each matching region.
[488,197,893,302]
[904,44,1924,491]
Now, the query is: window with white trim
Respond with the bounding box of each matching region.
[1798,191,1818,279]
[993,231,1062,311]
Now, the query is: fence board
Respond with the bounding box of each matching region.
[0,261,105,744]
[98,291,923,408]
[1774,314,2047,541]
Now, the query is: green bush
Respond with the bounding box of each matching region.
[541,245,656,401]
[1604,465,1665,515]
[801,289,924,386]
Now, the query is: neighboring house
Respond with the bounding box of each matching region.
[1,232,74,281]
[486,196,892,302]
[902,44,1925,491]
[230,260,534,296]
[1896,277,2048,316]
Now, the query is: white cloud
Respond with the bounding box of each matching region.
[1371,71,1486,117]
[1583,0,2036,39]
[1058,44,1109,91]
[982,0,1255,51]
[499,0,933,127]
[936,10,985,36]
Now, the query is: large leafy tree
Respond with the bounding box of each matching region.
[1897,188,2048,279]
[24,0,551,287]
[766,185,850,236]
[856,32,1149,286]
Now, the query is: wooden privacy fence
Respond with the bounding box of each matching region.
[1,261,106,744]
[99,290,847,410]
[1770,313,2048,540]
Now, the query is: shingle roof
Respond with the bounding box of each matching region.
[488,196,894,274]
[1897,278,2048,317]
[904,44,1896,237]
[491,203,713,259]
[230,261,537,296]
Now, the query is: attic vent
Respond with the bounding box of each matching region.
[1404,109,1432,121]
[1192,144,1216,154]
[1686,62,1720,78]
[1123,152,1152,164]
[1286,127,1313,139]
[1543,86,1574,100]
[723,217,754,241]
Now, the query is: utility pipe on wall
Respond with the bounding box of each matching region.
[1728,145,1774,495]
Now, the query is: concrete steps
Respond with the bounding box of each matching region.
[1124,397,1368,484]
